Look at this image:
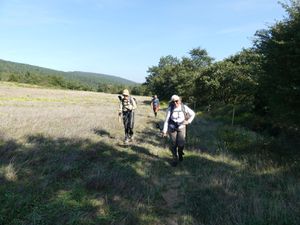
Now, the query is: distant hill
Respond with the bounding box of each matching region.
[65,71,138,86]
[0,59,138,88]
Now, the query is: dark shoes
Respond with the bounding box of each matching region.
[170,147,184,167]
[124,135,134,144]
[178,153,183,161]
[178,149,184,162]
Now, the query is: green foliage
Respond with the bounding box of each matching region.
[145,47,213,102]
[146,55,180,100]
[254,0,300,129]
[216,125,259,153]
[130,84,150,96]
[66,71,137,87]
[194,49,262,106]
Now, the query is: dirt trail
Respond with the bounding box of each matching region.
[160,177,183,225]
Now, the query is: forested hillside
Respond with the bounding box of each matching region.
[0,59,138,93]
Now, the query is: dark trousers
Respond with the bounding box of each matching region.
[122,110,134,139]
[169,126,186,160]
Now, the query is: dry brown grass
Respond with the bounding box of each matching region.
[0,82,153,143]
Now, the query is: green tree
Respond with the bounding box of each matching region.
[146,55,181,100]
[194,49,263,124]
[8,74,20,82]
[254,0,300,129]
[145,47,213,102]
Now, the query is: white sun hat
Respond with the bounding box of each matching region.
[170,95,180,102]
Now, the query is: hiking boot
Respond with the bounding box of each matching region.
[124,138,129,144]
[178,153,183,161]
[129,135,134,142]
[178,147,184,161]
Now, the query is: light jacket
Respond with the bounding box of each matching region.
[163,104,195,133]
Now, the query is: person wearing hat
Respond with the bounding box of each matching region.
[162,95,195,166]
[118,89,137,143]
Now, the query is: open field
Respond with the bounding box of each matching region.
[0,82,299,225]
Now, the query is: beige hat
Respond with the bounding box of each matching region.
[122,89,130,96]
[170,95,180,102]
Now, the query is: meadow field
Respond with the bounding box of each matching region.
[0,82,299,225]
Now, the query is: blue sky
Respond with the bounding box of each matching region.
[0,0,285,83]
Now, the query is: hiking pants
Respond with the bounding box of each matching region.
[122,110,134,139]
[169,126,186,158]
[153,106,159,117]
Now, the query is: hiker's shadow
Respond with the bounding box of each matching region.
[93,128,115,139]
[131,145,159,159]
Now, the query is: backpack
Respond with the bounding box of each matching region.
[118,95,137,106]
[130,96,137,107]
[169,102,190,121]
[120,96,137,111]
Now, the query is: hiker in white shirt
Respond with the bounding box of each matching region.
[162,95,195,166]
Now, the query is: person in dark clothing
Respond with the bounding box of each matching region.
[118,89,137,144]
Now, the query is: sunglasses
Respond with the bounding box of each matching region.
[173,100,179,103]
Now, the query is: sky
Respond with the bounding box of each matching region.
[0,0,286,83]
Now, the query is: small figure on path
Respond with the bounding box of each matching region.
[151,95,160,117]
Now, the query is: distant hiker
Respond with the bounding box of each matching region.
[150,95,160,117]
[118,89,137,144]
[162,95,195,166]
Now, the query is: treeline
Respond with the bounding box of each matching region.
[145,1,300,147]
[2,71,91,91]
[0,59,143,95]
[0,71,147,95]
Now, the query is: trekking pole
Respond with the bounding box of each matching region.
[118,112,122,123]
[186,124,188,147]
[117,95,123,123]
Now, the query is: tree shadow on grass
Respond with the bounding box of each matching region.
[135,122,300,225]
[130,145,159,159]
[1,129,299,225]
[152,153,299,225]
[0,133,167,225]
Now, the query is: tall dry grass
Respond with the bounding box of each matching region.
[0,82,152,142]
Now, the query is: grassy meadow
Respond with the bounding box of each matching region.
[0,81,299,225]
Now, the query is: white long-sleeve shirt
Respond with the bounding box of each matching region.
[163,104,195,133]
